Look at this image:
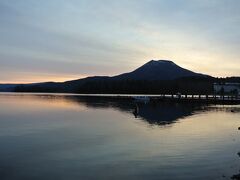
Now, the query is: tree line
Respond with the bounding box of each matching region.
[14,76,216,95]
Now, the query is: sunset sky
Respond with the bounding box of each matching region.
[0,0,240,83]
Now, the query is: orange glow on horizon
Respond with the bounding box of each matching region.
[0,73,88,84]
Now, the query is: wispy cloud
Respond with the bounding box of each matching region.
[0,0,239,83]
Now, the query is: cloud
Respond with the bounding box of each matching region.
[0,0,239,83]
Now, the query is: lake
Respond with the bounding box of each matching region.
[0,93,239,180]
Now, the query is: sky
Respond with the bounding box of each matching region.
[0,0,240,83]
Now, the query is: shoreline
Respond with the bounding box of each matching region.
[0,92,240,105]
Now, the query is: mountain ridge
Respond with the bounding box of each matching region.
[1,60,210,92]
[111,60,208,81]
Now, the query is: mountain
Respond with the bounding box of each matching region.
[10,60,216,94]
[0,84,20,92]
[113,60,207,80]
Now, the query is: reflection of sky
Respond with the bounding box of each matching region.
[0,0,240,83]
[0,94,239,179]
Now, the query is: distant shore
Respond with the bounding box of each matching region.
[1,92,240,105]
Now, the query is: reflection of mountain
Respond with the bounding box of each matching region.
[8,94,238,126]
[66,96,206,126]
[135,103,201,125]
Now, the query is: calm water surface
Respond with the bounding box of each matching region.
[0,93,239,180]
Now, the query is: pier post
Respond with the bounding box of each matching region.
[178,94,181,99]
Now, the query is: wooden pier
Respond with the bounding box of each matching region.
[3,92,239,104]
[65,93,240,104]
[147,94,240,104]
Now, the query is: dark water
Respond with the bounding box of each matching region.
[0,93,239,180]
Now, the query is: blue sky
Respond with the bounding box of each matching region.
[0,0,239,83]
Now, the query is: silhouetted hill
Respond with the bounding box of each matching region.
[0,84,20,92]
[12,60,212,94]
[5,59,239,94]
[113,60,208,80]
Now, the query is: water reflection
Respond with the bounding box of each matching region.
[0,94,240,180]
[59,96,209,126]
[4,94,238,127]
